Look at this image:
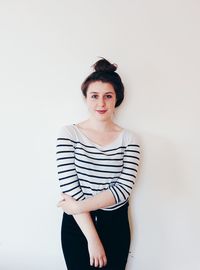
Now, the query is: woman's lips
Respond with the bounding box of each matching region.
[96,110,107,114]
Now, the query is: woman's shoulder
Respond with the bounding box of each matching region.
[56,123,76,139]
[123,127,141,146]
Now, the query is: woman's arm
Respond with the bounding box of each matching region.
[58,190,115,214]
[56,126,107,267]
[72,212,107,267]
[56,126,85,200]
[72,212,101,242]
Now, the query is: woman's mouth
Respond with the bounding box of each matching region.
[96,110,107,114]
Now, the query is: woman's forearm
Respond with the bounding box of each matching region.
[77,190,116,214]
[72,212,100,242]
[58,190,116,215]
[73,212,107,267]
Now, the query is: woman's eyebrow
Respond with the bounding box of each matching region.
[89,91,114,94]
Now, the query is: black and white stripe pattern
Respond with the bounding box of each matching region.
[56,124,140,211]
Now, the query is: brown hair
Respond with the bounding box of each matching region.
[81,57,124,107]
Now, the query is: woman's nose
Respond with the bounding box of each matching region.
[98,98,106,107]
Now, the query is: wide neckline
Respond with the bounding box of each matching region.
[72,124,125,149]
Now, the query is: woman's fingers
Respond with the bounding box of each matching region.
[90,256,94,266]
[94,257,99,268]
[90,256,107,268]
[102,255,107,267]
[98,257,104,268]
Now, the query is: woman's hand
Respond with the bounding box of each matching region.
[87,236,107,268]
[57,193,81,215]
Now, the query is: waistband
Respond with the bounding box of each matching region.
[91,201,129,216]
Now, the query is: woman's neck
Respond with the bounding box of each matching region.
[81,118,117,132]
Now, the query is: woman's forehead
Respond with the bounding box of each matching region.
[87,81,115,93]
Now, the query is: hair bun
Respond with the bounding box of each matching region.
[92,57,117,72]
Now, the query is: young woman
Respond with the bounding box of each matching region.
[56,57,141,270]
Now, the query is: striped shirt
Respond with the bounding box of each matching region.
[56,124,140,211]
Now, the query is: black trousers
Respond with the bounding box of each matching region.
[61,202,131,270]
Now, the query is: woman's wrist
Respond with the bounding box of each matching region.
[87,232,100,244]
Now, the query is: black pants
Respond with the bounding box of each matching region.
[61,202,131,270]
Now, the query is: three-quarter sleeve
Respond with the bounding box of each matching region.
[108,135,141,204]
[56,126,85,201]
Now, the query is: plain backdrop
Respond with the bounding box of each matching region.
[0,0,200,269]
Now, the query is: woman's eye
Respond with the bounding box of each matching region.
[90,94,113,99]
[91,95,98,99]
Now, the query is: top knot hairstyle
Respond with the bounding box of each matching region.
[81,57,124,107]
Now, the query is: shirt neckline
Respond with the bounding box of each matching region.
[72,124,125,149]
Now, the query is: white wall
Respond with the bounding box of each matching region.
[0,0,199,269]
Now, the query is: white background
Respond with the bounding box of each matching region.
[0,0,200,269]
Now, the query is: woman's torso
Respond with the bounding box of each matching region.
[68,124,133,210]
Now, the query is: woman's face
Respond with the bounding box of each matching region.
[85,81,116,121]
